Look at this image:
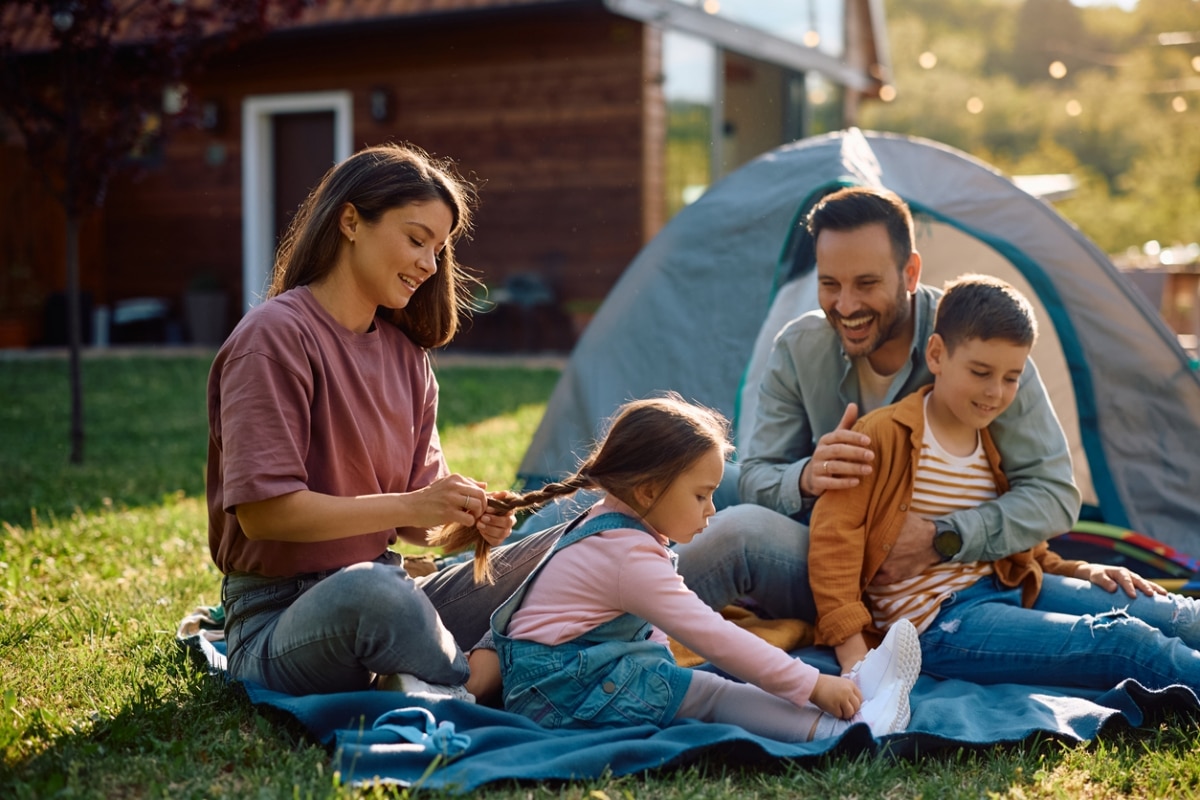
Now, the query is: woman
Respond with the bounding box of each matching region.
[206,143,557,701]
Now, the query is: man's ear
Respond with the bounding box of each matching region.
[903,250,921,292]
[926,332,946,375]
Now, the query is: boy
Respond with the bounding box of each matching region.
[809,274,1200,691]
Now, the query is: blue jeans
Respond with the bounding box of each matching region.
[674,504,1200,691]
[919,573,1200,690]
[221,526,562,695]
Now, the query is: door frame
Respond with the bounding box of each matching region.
[241,91,353,312]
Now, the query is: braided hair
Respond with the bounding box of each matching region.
[428,393,733,583]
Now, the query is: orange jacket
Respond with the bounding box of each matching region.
[809,386,1083,647]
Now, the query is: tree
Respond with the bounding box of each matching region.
[863,0,1199,255]
[0,0,308,464]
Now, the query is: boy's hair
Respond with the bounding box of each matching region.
[806,186,915,271]
[935,273,1038,352]
[429,392,733,583]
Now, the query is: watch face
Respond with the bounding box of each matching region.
[935,528,962,557]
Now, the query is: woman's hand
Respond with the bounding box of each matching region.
[408,474,490,529]
[1075,562,1167,598]
[809,673,863,720]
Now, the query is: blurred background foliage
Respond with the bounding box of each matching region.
[862,0,1200,255]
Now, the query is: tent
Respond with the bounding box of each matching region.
[516,128,1200,556]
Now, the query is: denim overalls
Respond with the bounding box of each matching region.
[491,512,693,729]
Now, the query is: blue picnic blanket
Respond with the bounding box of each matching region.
[176,626,1198,793]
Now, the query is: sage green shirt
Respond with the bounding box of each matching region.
[738,284,1081,563]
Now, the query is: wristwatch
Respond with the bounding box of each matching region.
[932,519,962,562]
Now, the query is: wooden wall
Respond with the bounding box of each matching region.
[93,3,655,350]
[0,140,104,346]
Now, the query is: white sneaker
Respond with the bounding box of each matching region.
[376,673,476,704]
[849,618,921,736]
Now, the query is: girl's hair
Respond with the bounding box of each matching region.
[269,142,478,348]
[429,392,733,583]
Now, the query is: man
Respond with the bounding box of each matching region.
[675,186,1080,622]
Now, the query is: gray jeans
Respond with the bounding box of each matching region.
[674,502,817,622]
[221,525,562,695]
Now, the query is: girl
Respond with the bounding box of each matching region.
[441,394,922,740]
[207,143,560,702]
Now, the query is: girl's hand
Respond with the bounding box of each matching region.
[1075,563,1167,598]
[809,673,863,720]
[476,490,518,546]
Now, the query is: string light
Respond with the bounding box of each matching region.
[803,30,820,48]
[966,97,984,114]
[1065,99,1082,116]
[702,0,719,14]
[1172,96,1188,112]
[879,85,896,102]
[1049,61,1068,79]
[919,51,937,69]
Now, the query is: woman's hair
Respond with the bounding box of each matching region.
[429,392,733,583]
[269,142,478,348]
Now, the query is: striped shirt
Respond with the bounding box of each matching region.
[865,396,996,634]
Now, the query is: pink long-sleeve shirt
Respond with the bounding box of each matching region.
[506,497,821,708]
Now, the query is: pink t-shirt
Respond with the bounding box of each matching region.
[207,287,447,576]
[507,498,821,707]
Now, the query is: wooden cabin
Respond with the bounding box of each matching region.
[0,0,889,351]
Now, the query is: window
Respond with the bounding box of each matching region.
[663,30,716,220]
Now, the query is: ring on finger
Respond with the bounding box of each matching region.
[824,461,830,475]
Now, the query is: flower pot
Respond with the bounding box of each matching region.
[184,290,229,346]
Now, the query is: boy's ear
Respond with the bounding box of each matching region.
[926,332,946,374]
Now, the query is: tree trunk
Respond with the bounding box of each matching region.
[67,212,84,464]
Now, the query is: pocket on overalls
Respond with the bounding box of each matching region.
[503,684,564,728]
[572,646,674,727]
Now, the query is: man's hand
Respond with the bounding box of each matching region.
[800,403,874,497]
[871,513,939,585]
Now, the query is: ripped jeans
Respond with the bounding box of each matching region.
[919,573,1200,691]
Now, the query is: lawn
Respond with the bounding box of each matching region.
[2,351,1199,798]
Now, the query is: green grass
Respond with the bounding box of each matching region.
[3,352,1200,798]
